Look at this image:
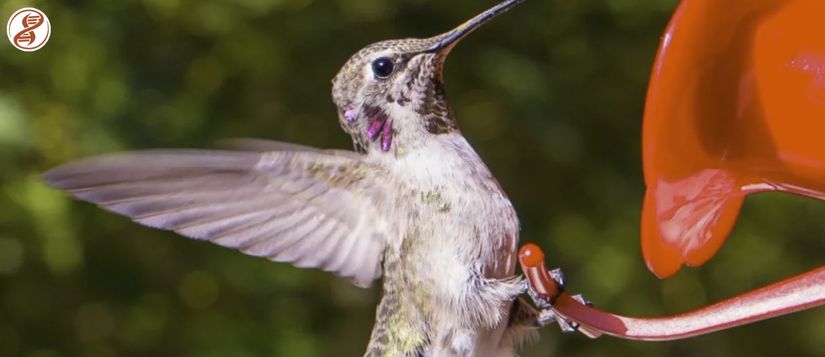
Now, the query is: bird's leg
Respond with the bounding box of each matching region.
[519,245,602,338]
[525,268,573,330]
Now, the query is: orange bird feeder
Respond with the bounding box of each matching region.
[519,0,825,341]
[642,0,825,277]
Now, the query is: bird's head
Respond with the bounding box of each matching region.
[331,0,525,154]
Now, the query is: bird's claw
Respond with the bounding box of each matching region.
[526,266,602,338]
[548,268,566,289]
[526,283,551,310]
[525,266,565,309]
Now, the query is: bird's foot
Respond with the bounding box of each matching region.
[526,267,602,338]
[537,294,598,335]
[525,267,566,309]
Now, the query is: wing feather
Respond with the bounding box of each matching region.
[43,143,390,287]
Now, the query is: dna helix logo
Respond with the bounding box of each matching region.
[6,7,51,52]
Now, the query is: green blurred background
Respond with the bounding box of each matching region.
[1,0,823,356]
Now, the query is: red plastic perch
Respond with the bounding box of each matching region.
[519,243,825,341]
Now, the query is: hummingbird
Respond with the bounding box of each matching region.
[43,0,539,355]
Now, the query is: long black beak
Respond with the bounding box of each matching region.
[426,0,527,54]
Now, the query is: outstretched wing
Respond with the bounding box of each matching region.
[43,146,391,287]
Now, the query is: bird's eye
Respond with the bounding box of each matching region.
[371,57,394,79]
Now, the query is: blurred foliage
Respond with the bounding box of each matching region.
[1,0,823,356]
